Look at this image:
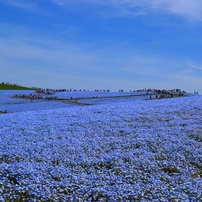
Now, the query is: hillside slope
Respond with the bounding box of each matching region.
[0,83,34,90]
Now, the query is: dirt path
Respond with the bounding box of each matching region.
[61,99,93,106]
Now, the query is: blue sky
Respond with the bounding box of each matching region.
[0,0,202,92]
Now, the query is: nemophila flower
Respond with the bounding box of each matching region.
[0,93,202,200]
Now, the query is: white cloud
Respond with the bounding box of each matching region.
[51,0,202,21]
[0,32,200,91]
[0,0,37,11]
[140,0,202,21]
[2,0,202,21]
[188,61,202,71]
[0,23,201,92]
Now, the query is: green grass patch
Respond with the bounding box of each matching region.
[0,83,35,90]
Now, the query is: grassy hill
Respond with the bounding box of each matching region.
[0,83,35,90]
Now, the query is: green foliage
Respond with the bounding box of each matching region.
[0,83,35,90]
[161,166,180,174]
[190,162,202,178]
[189,133,202,142]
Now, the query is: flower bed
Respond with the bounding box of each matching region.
[0,95,201,201]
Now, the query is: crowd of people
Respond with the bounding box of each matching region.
[148,88,185,100]
[0,110,7,114]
